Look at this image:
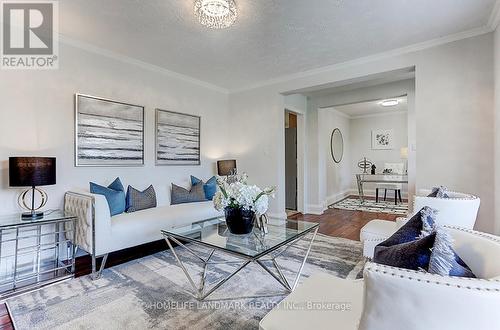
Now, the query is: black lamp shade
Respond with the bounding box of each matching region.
[217,160,237,176]
[9,157,56,187]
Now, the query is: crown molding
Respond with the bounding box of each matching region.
[319,106,407,120]
[488,0,500,31]
[350,110,408,120]
[59,34,229,94]
[229,25,492,94]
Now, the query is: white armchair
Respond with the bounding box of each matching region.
[360,189,480,258]
[260,226,500,330]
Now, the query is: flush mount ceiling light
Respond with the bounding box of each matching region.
[194,0,237,29]
[380,99,400,107]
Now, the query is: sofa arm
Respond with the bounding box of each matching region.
[64,191,111,255]
[359,262,500,330]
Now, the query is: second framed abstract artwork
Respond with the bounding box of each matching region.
[155,109,201,166]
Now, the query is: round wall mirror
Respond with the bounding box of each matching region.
[330,128,344,163]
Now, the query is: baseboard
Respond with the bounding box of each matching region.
[305,204,326,215]
[326,190,351,206]
[348,188,408,199]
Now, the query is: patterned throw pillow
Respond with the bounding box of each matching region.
[126,185,157,213]
[90,177,126,216]
[190,175,217,200]
[171,182,207,205]
[428,227,476,278]
[374,206,476,278]
[427,186,450,198]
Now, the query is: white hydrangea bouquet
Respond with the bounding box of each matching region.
[213,173,276,234]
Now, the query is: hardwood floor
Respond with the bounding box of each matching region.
[0,204,398,328]
[289,205,398,241]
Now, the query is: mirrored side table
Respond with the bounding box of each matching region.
[0,210,76,298]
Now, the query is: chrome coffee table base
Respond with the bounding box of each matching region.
[163,227,319,300]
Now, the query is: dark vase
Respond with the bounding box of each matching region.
[224,207,255,235]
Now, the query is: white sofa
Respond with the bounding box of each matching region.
[64,184,221,278]
[260,226,500,330]
[360,189,480,258]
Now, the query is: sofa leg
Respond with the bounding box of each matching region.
[91,253,109,280]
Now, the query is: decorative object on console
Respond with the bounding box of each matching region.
[371,164,376,175]
[191,175,217,200]
[371,129,394,150]
[75,94,145,166]
[330,128,343,163]
[213,174,276,234]
[9,157,56,219]
[357,157,372,174]
[89,177,126,216]
[171,182,207,205]
[155,109,200,166]
[126,185,157,213]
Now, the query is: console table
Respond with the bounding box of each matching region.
[0,211,76,298]
[356,174,408,203]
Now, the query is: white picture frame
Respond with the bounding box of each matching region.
[371,129,394,150]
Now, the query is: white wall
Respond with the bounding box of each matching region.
[318,109,351,205]
[495,26,500,235]
[228,33,494,233]
[0,42,230,215]
[349,112,408,194]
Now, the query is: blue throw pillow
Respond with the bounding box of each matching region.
[374,233,436,271]
[428,227,476,278]
[126,185,157,213]
[190,175,217,200]
[379,207,436,247]
[90,178,125,216]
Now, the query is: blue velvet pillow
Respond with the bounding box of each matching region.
[379,207,436,247]
[374,233,436,271]
[190,175,217,200]
[90,178,125,216]
[126,185,157,213]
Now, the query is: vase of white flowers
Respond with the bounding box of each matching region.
[213,174,276,235]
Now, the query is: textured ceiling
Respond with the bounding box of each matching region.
[59,0,496,90]
[334,97,407,117]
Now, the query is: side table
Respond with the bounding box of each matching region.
[0,210,76,298]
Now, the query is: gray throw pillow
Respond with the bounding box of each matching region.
[171,182,207,205]
[126,185,157,213]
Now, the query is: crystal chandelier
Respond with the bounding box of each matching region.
[194,0,237,29]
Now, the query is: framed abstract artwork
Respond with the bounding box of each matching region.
[155,109,201,166]
[371,129,394,150]
[75,94,145,166]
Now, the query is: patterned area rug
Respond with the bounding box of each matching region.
[330,197,408,215]
[7,234,363,330]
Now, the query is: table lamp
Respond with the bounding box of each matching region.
[400,147,408,174]
[9,157,56,219]
[217,159,237,176]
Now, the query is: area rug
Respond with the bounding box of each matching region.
[6,234,363,330]
[330,197,408,215]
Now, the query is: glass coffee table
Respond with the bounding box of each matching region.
[161,217,319,300]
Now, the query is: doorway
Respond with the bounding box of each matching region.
[285,111,298,213]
